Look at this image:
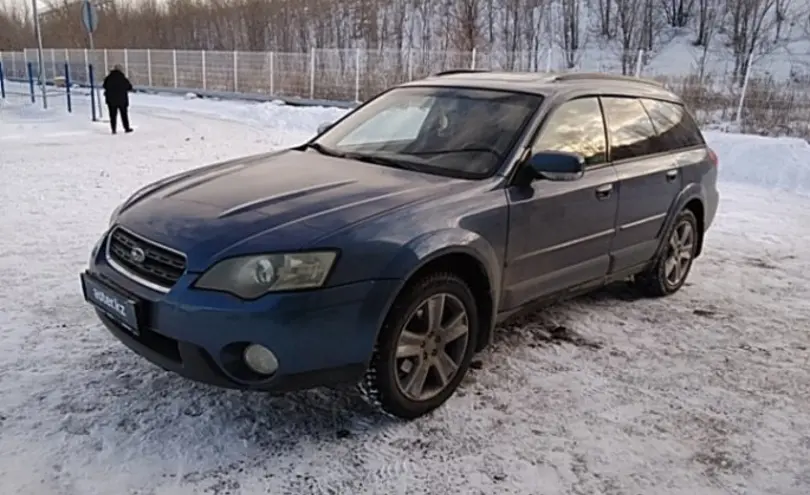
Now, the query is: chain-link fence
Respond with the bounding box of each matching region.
[2,47,809,138]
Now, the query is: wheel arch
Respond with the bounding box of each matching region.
[378,230,502,352]
[658,185,707,259]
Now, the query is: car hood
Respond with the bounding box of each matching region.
[114,149,464,271]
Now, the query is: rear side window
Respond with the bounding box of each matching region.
[640,98,705,151]
[531,97,607,167]
[600,97,658,162]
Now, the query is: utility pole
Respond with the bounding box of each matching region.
[32,0,48,109]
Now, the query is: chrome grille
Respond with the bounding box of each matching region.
[106,227,186,289]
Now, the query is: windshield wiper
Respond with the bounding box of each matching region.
[409,147,503,160]
[306,144,422,172]
[304,142,346,158]
[341,151,423,172]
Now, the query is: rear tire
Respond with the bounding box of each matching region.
[635,209,699,297]
[359,272,478,420]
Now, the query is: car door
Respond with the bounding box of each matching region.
[600,96,683,274]
[501,96,620,311]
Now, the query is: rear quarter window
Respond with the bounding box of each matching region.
[640,98,705,152]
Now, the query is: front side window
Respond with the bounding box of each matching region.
[314,86,543,179]
[531,97,607,167]
[600,96,659,162]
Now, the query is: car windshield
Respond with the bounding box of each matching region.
[311,86,543,179]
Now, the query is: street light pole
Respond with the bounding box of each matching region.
[32,0,48,109]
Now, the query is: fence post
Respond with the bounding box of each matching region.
[309,48,315,100]
[268,51,274,95]
[471,48,477,69]
[88,64,97,122]
[200,51,206,90]
[124,48,129,75]
[28,62,35,103]
[10,52,15,78]
[51,48,56,80]
[172,50,178,88]
[354,48,361,102]
[233,50,238,92]
[634,49,644,77]
[735,51,755,126]
[0,61,5,99]
[64,63,72,113]
[103,49,108,74]
[147,49,152,86]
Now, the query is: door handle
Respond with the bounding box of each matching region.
[666,169,679,182]
[595,184,613,200]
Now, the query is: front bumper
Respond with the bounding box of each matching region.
[82,234,400,392]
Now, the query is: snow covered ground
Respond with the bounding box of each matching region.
[1,90,809,495]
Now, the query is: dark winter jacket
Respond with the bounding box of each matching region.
[103,69,133,107]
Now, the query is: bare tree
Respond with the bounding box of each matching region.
[0,0,31,50]
[615,0,644,73]
[640,0,655,52]
[525,0,548,70]
[774,0,791,40]
[694,0,718,45]
[450,0,483,52]
[594,0,615,38]
[559,0,583,68]
[691,0,721,81]
[502,0,526,69]
[727,0,778,84]
[661,0,695,27]
[806,9,810,38]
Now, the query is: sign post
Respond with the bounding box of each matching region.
[81,0,102,118]
[32,0,48,109]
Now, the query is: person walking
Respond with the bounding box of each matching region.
[102,64,134,134]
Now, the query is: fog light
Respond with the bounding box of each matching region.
[243,344,278,375]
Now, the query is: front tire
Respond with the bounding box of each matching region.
[635,209,699,297]
[360,272,479,420]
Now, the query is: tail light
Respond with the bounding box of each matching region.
[707,148,718,167]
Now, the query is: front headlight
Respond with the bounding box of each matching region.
[194,251,338,299]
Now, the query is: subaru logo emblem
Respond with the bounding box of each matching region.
[130,247,146,264]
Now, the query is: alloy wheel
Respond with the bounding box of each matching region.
[664,220,695,286]
[393,293,470,402]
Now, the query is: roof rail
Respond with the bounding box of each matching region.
[551,72,664,87]
[431,69,491,77]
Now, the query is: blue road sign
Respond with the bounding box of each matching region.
[81,0,98,33]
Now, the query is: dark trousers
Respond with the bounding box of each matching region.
[107,104,130,133]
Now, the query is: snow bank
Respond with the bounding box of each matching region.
[706,131,810,196]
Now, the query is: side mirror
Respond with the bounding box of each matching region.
[317,121,334,134]
[526,151,585,181]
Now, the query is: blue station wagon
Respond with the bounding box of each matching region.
[81,71,719,419]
